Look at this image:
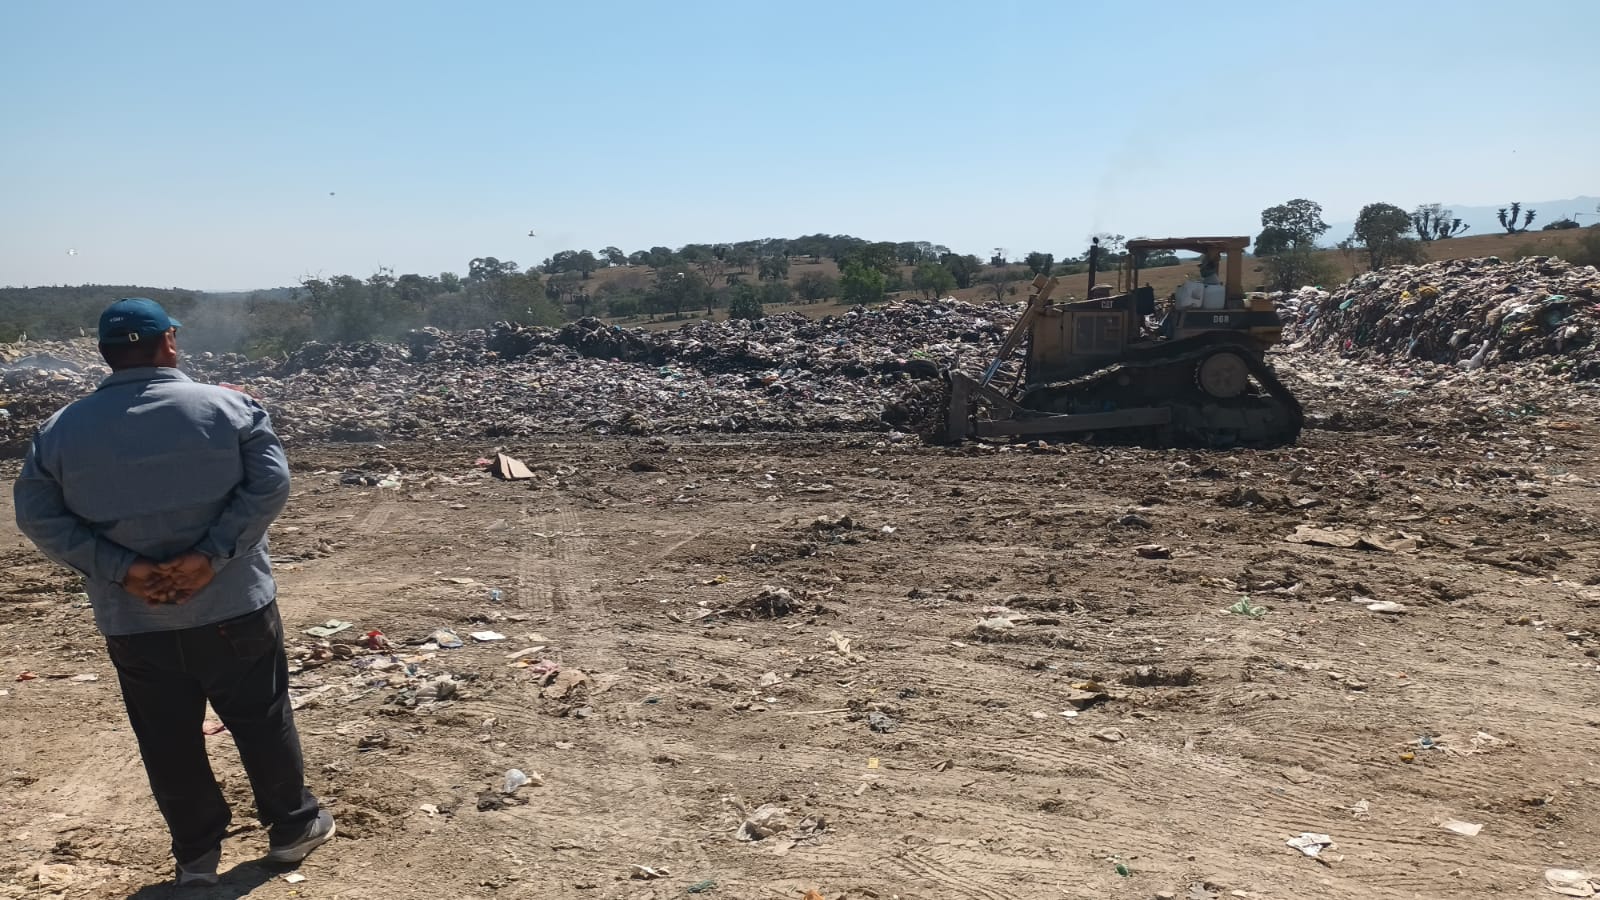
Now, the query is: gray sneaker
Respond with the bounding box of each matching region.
[175,848,221,887]
[266,810,335,864]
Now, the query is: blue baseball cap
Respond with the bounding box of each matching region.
[98,298,181,345]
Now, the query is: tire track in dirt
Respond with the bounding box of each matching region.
[1214,720,1380,769]
[358,501,400,534]
[479,503,721,890]
[583,507,1095,895]
[887,844,1022,900]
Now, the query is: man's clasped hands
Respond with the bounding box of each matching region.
[122,552,217,605]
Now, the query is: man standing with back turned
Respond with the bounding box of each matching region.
[13,299,334,887]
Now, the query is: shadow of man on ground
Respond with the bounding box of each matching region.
[122,859,286,900]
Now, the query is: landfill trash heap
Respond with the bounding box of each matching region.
[1,299,1014,452]
[0,343,109,457]
[1278,255,1600,381]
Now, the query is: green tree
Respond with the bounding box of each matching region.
[606,294,642,318]
[728,246,757,274]
[501,271,561,324]
[912,262,956,299]
[394,272,442,308]
[807,234,866,265]
[841,242,900,277]
[758,254,790,281]
[462,259,525,323]
[569,286,595,318]
[595,275,645,319]
[364,269,416,329]
[1254,200,1332,292]
[650,265,710,318]
[728,283,764,320]
[240,293,311,356]
[794,272,836,303]
[545,270,581,304]
[601,246,626,267]
[546,250,600,279]
[1351,202,1422,271]
[576,250,599,279]
[299,275,369,342]
[1024,251,1054,276]
[759,280,792,307]
[299,270,427,342]
[978,268,1019,303]
[1254,226,1296,256]
[895,241,939,266]
[939,252,983,289]
[468,256,518,281]
[840,262,887,305]
[1261,250,1339,293]
[1256,200,1328,253]
[679,246,727,293]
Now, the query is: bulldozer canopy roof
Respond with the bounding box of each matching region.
[1125,236,1250,253]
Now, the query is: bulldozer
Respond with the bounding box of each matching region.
[931,236,1302,447]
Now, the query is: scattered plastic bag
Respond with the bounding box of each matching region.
[1227,598,1266,618]
[1286,832,1335,857]
[1547,869,1600,897]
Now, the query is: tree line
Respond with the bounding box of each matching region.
[48,197,1586,353]
[3,232,1173,355]
[1250,198,1591,292]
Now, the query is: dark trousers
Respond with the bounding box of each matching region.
[106,602,319,865]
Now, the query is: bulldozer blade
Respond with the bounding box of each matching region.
[972,407,1172,438]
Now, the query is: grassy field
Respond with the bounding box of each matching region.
[595,227,1598,330]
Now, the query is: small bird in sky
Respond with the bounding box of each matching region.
[66,249,78,256]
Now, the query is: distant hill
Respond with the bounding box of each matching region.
[1437,196,1599,235]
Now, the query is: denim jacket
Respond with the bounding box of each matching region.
[14,367,290,635]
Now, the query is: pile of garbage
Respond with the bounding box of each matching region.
[417,305,999,378]
[1280,256,1600,381]
[0,342,113,455]
[0,299,1014,450]
[10,273,1598,453]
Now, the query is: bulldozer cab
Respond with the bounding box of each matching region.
[1022,236,1282,388]
[1119,237,1248,306]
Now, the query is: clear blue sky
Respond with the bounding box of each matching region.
[3,0,1596,289]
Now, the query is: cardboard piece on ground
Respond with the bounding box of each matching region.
[1285,524,1418,552]
[494,454,535,481]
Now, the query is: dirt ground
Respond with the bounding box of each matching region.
[4,382,1600,899]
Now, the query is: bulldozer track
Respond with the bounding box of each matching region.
[1014,334,1304,447]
